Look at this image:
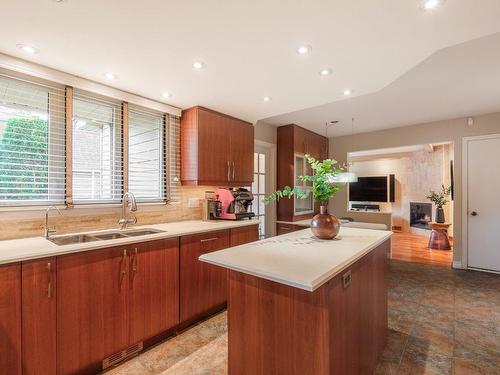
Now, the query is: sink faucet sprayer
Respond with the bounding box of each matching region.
[119,192,138,230]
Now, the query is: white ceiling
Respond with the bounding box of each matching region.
[1,0,500,132]
[263,31,500,136]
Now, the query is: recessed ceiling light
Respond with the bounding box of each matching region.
[319,68,332,76]
[16,44,39,54]
[343,89,352,96]
[422,0,442,10]
[192,61,206,70]
[296,45,312,55]
[104,72,116,81]
[162,92,172,99]
[263,96,272,102]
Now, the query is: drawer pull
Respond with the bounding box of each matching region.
[200,237,218,243]
[280,226,291,230]
[47,262,52,298]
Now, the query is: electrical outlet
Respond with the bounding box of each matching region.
[188,198,200,208]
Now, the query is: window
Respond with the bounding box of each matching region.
[72,93,122,203]
[252,152,266,239]
[0,74,65,205]
[128,108,165,201]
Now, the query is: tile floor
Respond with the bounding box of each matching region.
[107,260,500,375]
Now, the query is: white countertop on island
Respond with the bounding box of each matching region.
[200,227,392,292]
[0,219,259,265]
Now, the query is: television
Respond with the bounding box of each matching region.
[349,176,388,202]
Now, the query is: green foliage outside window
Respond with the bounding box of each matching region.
[0,118,49,200]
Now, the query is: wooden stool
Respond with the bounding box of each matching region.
[428,222,451,250]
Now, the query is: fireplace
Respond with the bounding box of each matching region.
[410,202,432,230]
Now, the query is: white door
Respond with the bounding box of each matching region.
[466,134,500,272]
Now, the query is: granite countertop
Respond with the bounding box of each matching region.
[200,227,392,292]
[0,219,259,265]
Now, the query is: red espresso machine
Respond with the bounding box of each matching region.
[214,188,255,220]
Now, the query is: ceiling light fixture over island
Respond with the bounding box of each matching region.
[200,226,392,374]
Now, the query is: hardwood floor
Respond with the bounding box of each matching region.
[391,231,452,268]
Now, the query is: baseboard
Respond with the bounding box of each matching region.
[452,260,465,269]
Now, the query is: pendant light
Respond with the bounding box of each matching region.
[328,118,358,183]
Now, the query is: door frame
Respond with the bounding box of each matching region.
[461,133,500,272]
[255,140,277,237]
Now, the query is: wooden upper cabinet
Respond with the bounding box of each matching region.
[22,258,57,375]
[0,263,21,375]
[181,106,254,186]
[57,246,129,375]
[277,124,328,222]
[128,238,179,344]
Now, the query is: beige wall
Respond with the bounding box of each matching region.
[329,112,500,266]
[254,121,277,144]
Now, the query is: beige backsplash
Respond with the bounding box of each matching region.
[0,186,216,241]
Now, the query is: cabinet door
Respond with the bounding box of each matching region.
[230,119,254,184]
[22,258,56,375]
[129,238,179,343]
[0,263,21,375]
[57,247,129,375]
[230,224,259,246]
[180,230,230,322]
[197,108,231,184]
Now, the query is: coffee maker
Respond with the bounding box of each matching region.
[214,188,255,220]
[202,191,222,221]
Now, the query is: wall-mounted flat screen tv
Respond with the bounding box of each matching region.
[349,176,388,202]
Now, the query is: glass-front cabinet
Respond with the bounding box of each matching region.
[294,154,313,215]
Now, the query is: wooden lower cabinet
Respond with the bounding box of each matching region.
[57,246,130,375]
[180,230,231,322]
[22,258,57,375]
[128,238,179,344]
[0,263,22,375]
[230,224,259,246]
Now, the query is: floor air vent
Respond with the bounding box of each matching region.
[102,342,143,369]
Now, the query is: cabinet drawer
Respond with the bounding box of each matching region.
[276,223,305,235]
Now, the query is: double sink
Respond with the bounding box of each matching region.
[48,228,165,246]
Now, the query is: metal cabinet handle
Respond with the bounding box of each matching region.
[120,249,127,284]
[232,161,235,180]
[280,226,291,230]
[131,247,138,279]
[47,262,52,299]
[471,211,478,216]
[227,161,230,181]
[200,237,218,243]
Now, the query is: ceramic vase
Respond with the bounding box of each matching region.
[436,207,445,223]
[310,205,340,240]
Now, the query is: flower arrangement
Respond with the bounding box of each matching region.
[263,155,345,205]
[426,185,452,208]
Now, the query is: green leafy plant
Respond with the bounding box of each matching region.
[263,155,345,205]
[426,185,452,208]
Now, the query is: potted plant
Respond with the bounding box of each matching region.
[426,185,452,223]
[264,155,346,239]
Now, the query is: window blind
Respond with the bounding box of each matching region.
[0,74,66,205]
[128,107,165,201]
[167,114,181,203]
[72,91,122,203]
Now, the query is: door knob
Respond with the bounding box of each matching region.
[471,211,478,216]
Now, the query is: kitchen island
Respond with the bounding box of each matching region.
[200,227,392,375]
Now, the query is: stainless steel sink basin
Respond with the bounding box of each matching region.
[122,229,164,236]
[93,232,128,240]
[48,228,165,246]
[49,234,99,246]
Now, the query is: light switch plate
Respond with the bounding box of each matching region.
[188,198,200,208]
